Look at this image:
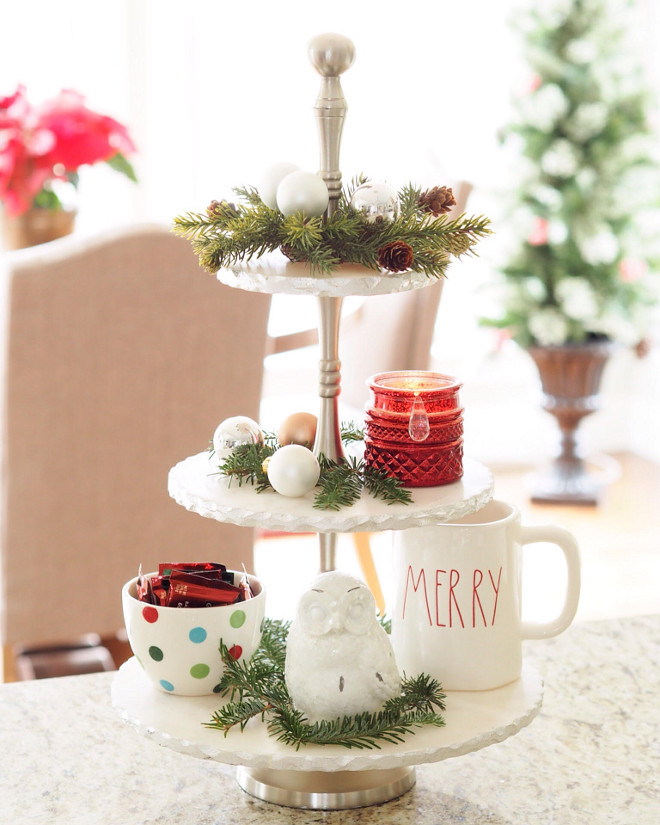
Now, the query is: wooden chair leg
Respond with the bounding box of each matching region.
[100,630,133,670]
[2,644,18,683]
[352,531,387,616]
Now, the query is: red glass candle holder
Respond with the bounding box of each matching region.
[364,371,464,487]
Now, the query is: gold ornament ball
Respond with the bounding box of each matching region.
[278,412,318,447]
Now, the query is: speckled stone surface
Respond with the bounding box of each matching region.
[2,615,658,824]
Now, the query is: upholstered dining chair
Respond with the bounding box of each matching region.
[264,182,473,613]
[0,224,271,679]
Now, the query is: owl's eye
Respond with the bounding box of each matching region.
[297,590,333,636]
[340,587,376,635]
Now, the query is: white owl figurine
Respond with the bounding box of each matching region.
[284,570,401,722]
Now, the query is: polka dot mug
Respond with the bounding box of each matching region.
[122,571,266,696]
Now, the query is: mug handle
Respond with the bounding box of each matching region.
[519,525,581,640]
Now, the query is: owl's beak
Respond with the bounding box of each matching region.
[327,613,342,632]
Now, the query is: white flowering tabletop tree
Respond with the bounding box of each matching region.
[484,0,660,351]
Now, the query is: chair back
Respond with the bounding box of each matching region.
[0,224,271,646]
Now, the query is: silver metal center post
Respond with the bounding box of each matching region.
[309,33,355,572]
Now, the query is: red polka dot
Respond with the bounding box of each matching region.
[142,606,159,623]
[229,645,243,660]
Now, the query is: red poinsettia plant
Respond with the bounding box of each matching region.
[0,85,137,217]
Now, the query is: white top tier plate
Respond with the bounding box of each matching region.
[217,253,436,297]
[168,452,493,534]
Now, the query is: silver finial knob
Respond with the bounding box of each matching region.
[308,34,355,218]
[308,33,356,77]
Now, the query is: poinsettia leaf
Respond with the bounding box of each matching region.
[106,152,138,183]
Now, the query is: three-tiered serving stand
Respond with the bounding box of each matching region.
[112,34,544,810]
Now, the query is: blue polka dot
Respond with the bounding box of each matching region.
[160,679,175,692]
[189,626,207,644]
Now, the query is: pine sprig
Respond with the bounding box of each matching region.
[339,173,369,208]
[398,183,424,218]
[314,456,364,510]
[315,456,412,510]
[339,422,365,442]
[205,619,446,750]
[255,616,290,670]
[267,707,444,751]
[212,431,278,489]
[211,424,411,510]
[363,465,414,506]
[173,180,491,279]
[231,184,263,206]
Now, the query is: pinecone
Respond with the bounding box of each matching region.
[206,199,238,219]
[378,241,414,272]
[418,186,456,216]
[280,244,307,263]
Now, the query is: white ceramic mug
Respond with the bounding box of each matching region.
[391,500,581,690]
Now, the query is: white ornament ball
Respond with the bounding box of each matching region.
[350,181,399,223]
[212,416,263,461]
[258,162,300,210]
[276,170,329,217]
[267,444,320,497]
[285,570,401,722]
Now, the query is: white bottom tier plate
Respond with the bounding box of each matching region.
[112,657,543,810]
[168,452,494,534]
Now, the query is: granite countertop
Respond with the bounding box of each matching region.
[2,614,658,825]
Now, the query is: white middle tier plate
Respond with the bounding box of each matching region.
[168,452,493,534]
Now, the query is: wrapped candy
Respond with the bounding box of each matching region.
[136,562,254,607]
[238,569,254,601]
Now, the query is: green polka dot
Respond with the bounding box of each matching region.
[213,683,223,694]
[136,655,144,669]
[230,609,246,628]
[149,645,163,662]
[190,663,210,679]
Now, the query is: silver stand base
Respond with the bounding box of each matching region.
[236,765,416,809]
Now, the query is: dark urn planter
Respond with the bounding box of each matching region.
[527,341,614,505]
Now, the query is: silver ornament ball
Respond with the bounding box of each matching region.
[212,416,263,461]
[350,181,399,224]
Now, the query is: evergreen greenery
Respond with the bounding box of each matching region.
[315,455,413,510]
[484,0,660,348]
[206,618,446,750]
[173,177,491,279]
[212,424,413,510]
